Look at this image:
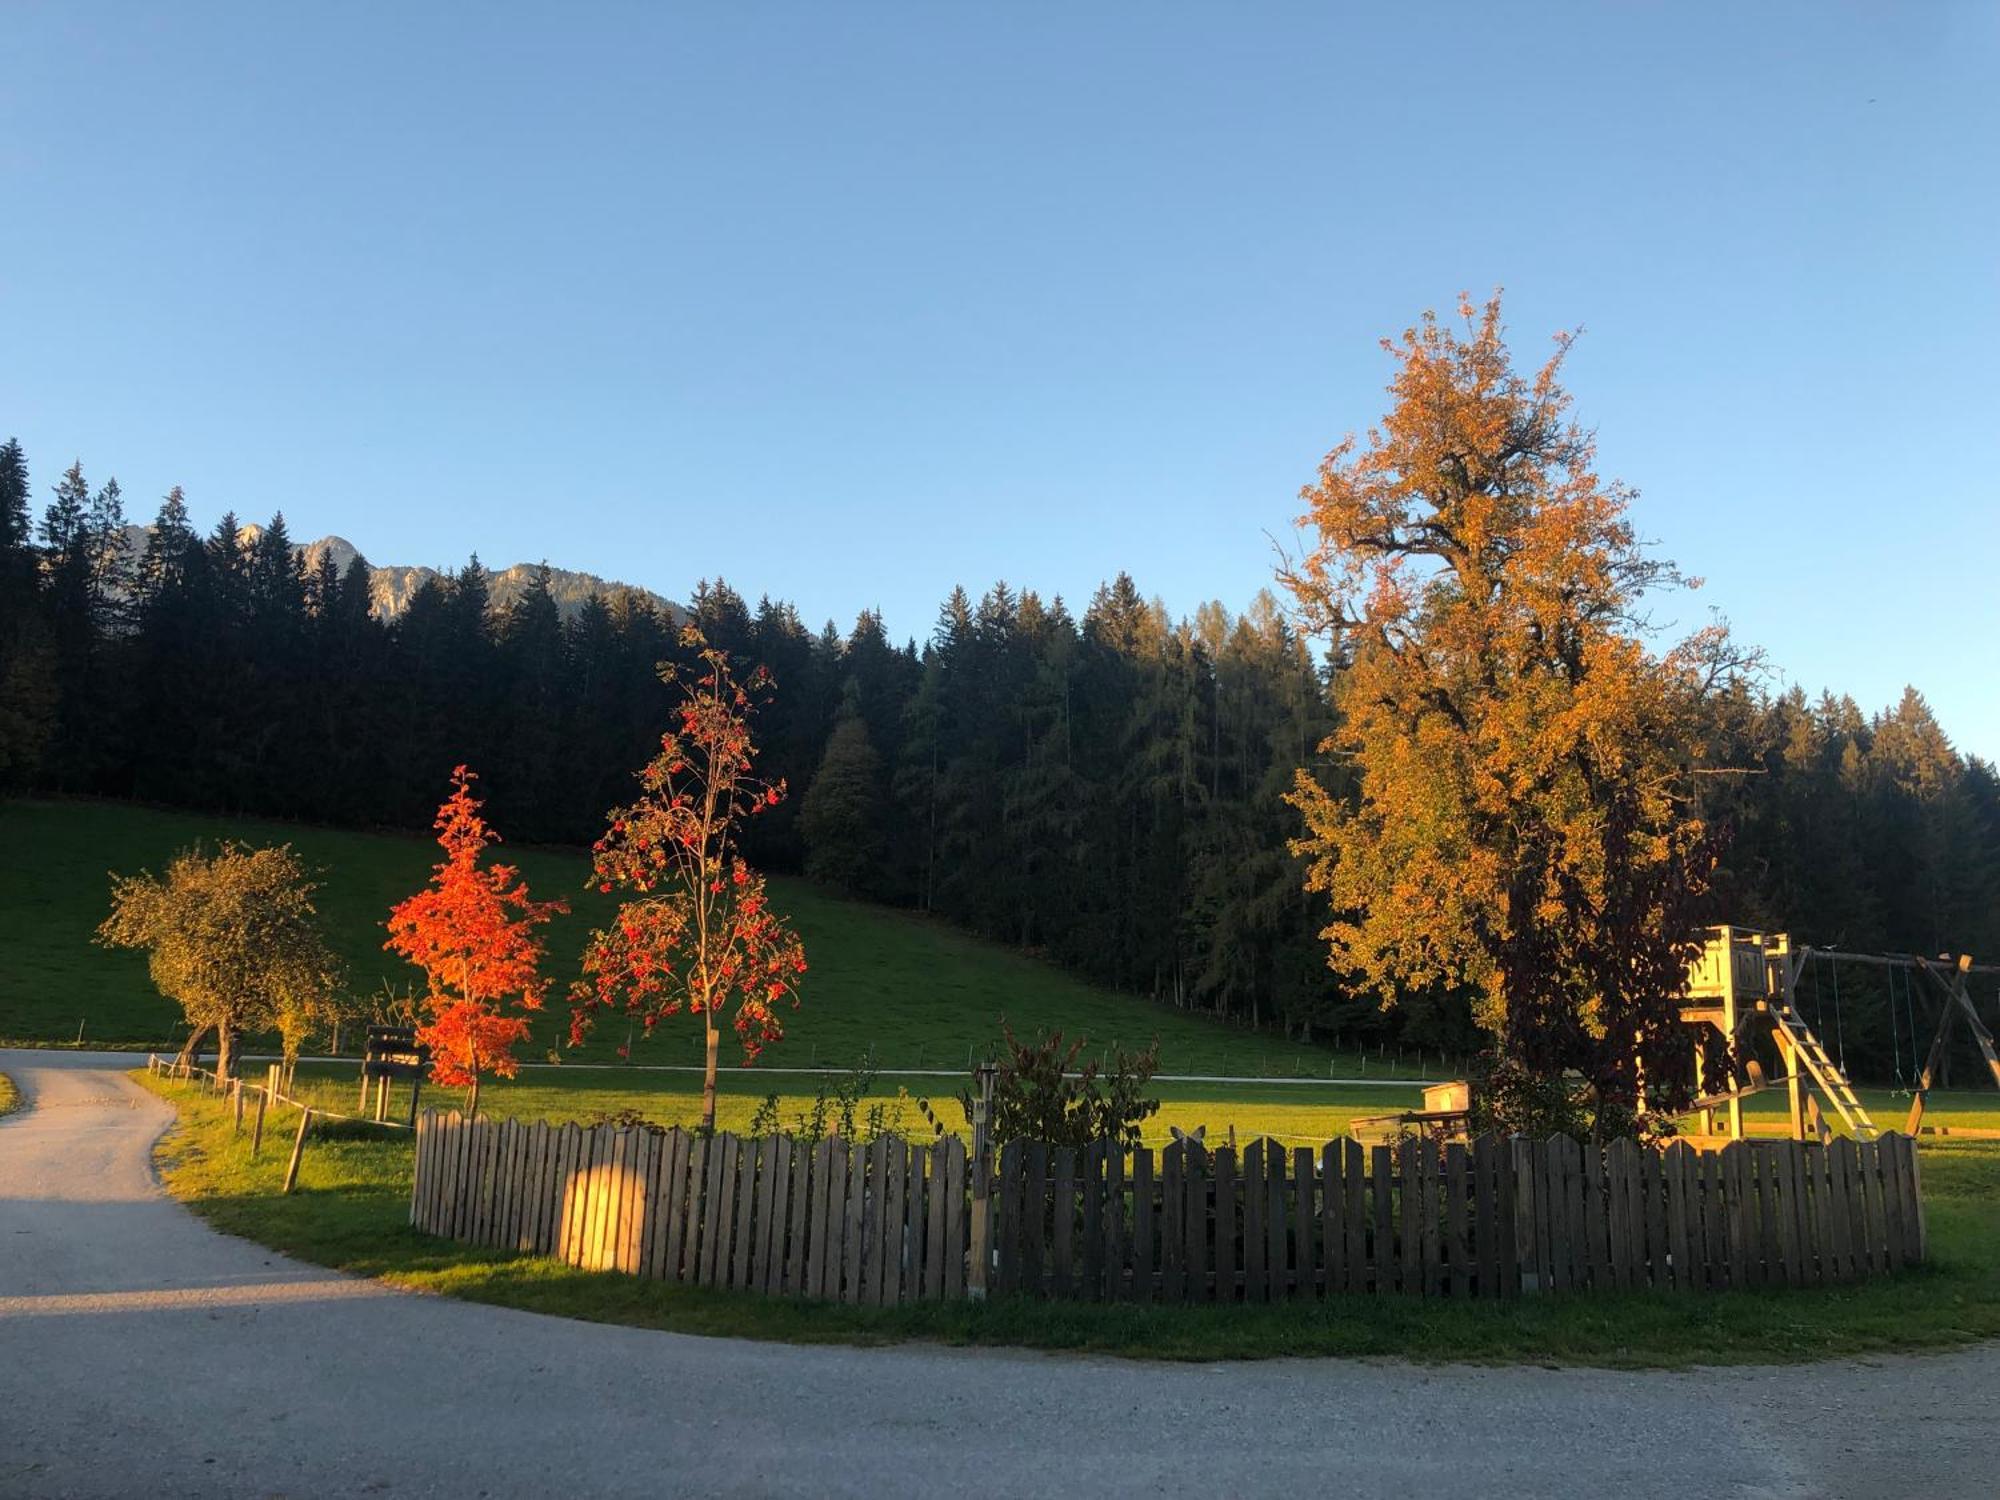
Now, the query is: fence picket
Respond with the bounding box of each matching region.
[1289,1147,1313,1302]
[1879,1135,1910,1270]
[1130,1147,1154,1303]
[1260,1143,1284,1298]
[520,1120,544,1264]
[1052,1147,1076,1299]
[1369,1144,1394,1294]
[1798,1142,1827,1288]
[1317,1143,1340,1298]
[731,1136,759,1291]
[1397,1139,1421,1298]
[804,1139,832,1298]
[1159,1145,1184,1303]
[902,1138,925,1303]
[747,1137,775,1292]
[1241,1141,1265,1301]
[660,1132,689,1281]
[842,1137,868,1304]
[1493,1135,1519,1298]
[763,1137,791,1295]
[1341,1140,1367,1295]
[780,1144,812,1296]
[1023,1142,1048,1298]
[662,1129,694,1281]
[1100,1144,1123,1301]
[1185,1144,1210,1302]
[995,1141,1023,1297]
[924,1138,948,1300]
[1080,1143,1102,1300]
[570,1125,597,1268]
[1213,1147,1238,1303]
[1445,1142,1470,1298]
[943,1136,967,1301]
[875,1138,901,1306]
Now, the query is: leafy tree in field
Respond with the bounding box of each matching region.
[572,627,808,1131]
[1279,295,1750,1134]
[385,766,567,1117]
[96,842,344,1081]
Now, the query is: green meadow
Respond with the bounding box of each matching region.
[3,797,1410,1079]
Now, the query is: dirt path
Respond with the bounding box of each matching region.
[1,1050,1993,1499]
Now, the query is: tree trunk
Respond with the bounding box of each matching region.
[174,1024,212,1072]
[467,1073,481,1121]
[701,1023,720,1132]
[215,1022,235,1084]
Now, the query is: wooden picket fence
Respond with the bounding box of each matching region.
[411,1112,969,1304]
[995,1132,1925,1300]
[410,1114,1924,1303]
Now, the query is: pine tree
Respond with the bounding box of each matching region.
[0,438,32,604]
[799,683,886,892]
[0,439,54,783]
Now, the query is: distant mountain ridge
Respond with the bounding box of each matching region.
[117,523,679,622]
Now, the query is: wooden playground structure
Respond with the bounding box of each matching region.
[1677,925,2000,1143]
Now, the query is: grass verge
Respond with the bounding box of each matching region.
[139,1070,2000,1366]
[0,1072,20,1118]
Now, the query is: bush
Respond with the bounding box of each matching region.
[971,1022,1160,1150]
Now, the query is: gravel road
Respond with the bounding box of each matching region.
[1,1049,1992,1499]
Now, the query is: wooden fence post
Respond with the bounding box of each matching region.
[281,1108,312,1194]
[967,1063,996,1300]
[250,1086,268,1154]
[231,1079,245,1134]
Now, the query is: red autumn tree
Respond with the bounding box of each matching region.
[571,626,807,1130]
[386,766,568,1117]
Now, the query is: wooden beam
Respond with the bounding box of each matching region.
[1801,947,2000,976]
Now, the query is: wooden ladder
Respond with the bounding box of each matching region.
[1769,1002,1878,1140]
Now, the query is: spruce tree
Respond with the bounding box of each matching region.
[799,684,887,892]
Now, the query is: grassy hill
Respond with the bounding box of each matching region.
[1,798,1381,1080]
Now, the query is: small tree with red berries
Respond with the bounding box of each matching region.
[386,766,568,1118]
[571,626,807,1131]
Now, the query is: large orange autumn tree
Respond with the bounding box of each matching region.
[570,626,807,1131]
[1281,295,1747,1135]
[386,766,567,1117]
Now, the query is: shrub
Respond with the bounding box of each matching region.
[971,1022,1161,1150]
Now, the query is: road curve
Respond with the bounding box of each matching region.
[1,1050,1993,1500]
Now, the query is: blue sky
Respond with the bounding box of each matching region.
[4,3,1997,755]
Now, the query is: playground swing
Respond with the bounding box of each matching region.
[1885,961,1907,1094]
[1899,966,1921,1095]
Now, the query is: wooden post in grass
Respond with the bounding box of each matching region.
[251,1086,268,1154]
[967,1063,997,1300]
[282,1108,312,1194]
[232,1079,245,1134]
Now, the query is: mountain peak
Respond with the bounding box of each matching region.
[114,523,678,623]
